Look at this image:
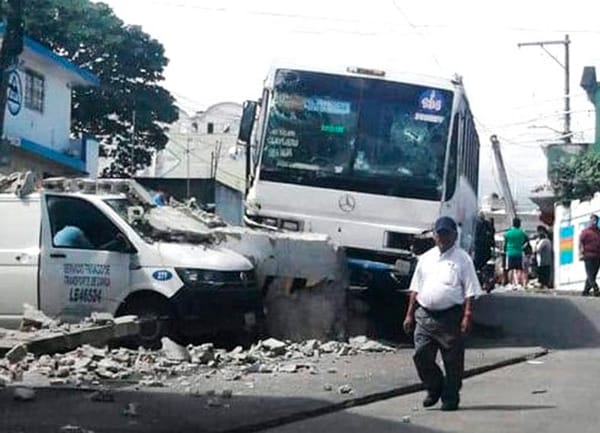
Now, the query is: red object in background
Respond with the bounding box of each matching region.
[540,210,554,226]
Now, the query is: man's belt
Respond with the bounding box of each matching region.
[418,303,463,317]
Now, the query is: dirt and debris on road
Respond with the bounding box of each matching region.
[1,335,397,391]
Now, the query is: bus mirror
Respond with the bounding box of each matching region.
[238,100,257,145]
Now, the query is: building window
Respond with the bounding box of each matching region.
[207,122,214,134]
[25,69,45,113]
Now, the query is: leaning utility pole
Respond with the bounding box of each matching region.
[490,135,517,222]
[518,34,571,144]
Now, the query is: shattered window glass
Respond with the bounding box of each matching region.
[260,69,454,200]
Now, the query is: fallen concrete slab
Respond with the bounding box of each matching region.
[0,316,140,358]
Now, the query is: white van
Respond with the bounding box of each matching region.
[0,179,263,347]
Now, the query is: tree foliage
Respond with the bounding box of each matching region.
[550,151,600,204]
[7,0,178,176]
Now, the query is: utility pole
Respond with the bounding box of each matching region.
[490,135,517,222]
[0,0,24,167]
[518,34,571,144]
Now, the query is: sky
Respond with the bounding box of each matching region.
[95,0,600,208]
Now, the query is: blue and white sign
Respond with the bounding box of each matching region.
[418,89,444,113]
[152,270,173,281]
[6,70,22,116]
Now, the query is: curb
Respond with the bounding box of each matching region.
[218,347,549,433]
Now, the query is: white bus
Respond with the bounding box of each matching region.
[238,64,480,290]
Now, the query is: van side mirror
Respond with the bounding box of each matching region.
[238,100,257,145]
[239,100,258,195]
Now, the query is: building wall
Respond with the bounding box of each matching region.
[3,55,73,154]
[215,182,243,225]
[554,194,600,291]
[135,177,215,206]
[138,103,245,191]
[2,147,79,178]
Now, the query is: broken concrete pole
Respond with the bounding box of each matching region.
[214,227,349,341]
[5,343,28,364]
[161,337,191,362]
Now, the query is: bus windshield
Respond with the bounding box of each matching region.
[259,69,454,201]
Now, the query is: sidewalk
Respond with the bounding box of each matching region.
[264,349,599,433]
[0,345,545,433]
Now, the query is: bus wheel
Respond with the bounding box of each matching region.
[117,293,177,350]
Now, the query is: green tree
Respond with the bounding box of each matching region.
[550,151,600,204]
[9,0,178,176]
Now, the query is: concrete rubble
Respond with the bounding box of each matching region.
[1,336,395,390]
[0,306,140,359]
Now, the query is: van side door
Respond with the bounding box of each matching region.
[39,194,133,321]
[0,195,41,328]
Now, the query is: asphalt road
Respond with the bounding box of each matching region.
[264,349,600,433]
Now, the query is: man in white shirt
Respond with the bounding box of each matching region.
[403,216,482,411]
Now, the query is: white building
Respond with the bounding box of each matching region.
[137,102,246,224]
[0,27,99,178]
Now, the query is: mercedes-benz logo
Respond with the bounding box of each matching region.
[338,194,356,212]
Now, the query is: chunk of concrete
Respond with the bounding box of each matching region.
[161,337,191,362]
[5,343,28,364]
[261,338,287,355]
[21,303,57,329]
[90,312,115,326]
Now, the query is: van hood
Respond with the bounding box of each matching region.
[155,242,253,271]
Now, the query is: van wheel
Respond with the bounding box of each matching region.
[117,295,177,350]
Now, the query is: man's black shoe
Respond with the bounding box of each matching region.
[441,401,459,411]
[423,392,441,408]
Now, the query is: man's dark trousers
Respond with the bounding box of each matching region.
[413,304,464,405]
[583,258,600,295]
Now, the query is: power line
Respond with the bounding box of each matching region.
[117,0,600,35]
[390,0,443,72]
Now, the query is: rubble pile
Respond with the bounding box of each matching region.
[0,336,395,389]
[14,304,121,335]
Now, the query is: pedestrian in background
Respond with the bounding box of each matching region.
[403,216,482,411]
[503,217,529,289]
[579,214,600,297]
[152,187,169,207]
[535,226,553,289]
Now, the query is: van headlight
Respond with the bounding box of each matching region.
[175,268,225,287]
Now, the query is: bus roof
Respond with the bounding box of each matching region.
[263,61,464,93]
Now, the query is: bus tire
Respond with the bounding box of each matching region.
[116,292,178,350]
